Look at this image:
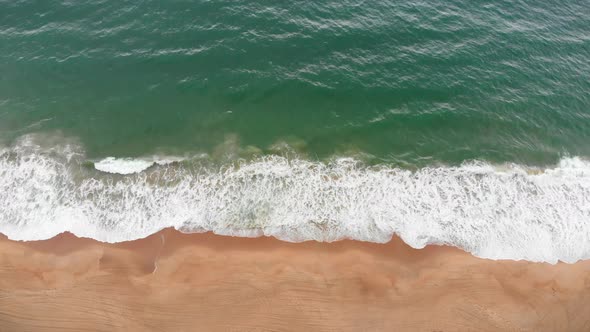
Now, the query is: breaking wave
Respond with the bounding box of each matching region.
[1,134,589,263]
[94,156,185,174]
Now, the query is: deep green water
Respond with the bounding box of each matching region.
[1,0,589,166]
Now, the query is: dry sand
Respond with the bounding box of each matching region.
[1,229,590,331]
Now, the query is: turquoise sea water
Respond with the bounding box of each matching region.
[1,0,589,262]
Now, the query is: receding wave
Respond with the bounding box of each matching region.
[1,135,589,264]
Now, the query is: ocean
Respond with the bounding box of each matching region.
[1,0,589,263]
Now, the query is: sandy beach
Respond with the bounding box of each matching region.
[0,229,589,331]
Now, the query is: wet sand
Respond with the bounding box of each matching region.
[1,229,590,331]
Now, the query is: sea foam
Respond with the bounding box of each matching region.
[1,135,589,263]
[94,156,184,174]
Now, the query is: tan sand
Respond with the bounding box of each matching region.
[1,229,590,331]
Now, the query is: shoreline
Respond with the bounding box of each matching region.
[3,137,590,264]
[1,229,590,331]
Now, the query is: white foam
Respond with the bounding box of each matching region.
[1,136,590,264]
[94,156,185,174]
[94,157,155,174]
